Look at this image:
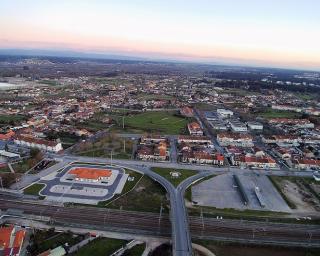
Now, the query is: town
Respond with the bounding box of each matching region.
[0,56,320,256]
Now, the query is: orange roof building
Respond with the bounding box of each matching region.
[0,130,15,141]
[0,225,26,256]
[0,226,13,249]
[69,167,112,182]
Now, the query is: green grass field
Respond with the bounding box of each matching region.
[151,167,197,187]
[106,174,168,213]
[73,238,127,256]
[113,111,189,134]
[23,183,45,196]
[123,243,146,256]
[0,114,27,127]
[137,93,175,100]
[257,108,302,119]
[98,169,143,207]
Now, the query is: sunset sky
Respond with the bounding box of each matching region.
[1,0,320,70]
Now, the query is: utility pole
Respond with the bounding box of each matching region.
[159,203,163,227]
[0,177,3,190]
[122,116,125,129]
[123,139,126,153]
[111,150,113,166]
[200,207,204,229]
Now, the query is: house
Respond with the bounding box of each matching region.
[137,140,169,161]
[262,135,301,145]
[232,155,277,169]
[268,118,314,129]
[177,135,212,145]
[292,158,320,170]
[0,130,15,141]
[181,150,215,164]
[140,135,167,144]
[217,132,253,147]
[180,106,194,117]
[0,225,26,256]
[187,122,203,136]
[14,135,63,152]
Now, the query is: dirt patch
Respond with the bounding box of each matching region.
[311,184,320,194]
[135,185,145,192]
[282,180,314,212]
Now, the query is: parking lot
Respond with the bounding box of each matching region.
[192,173,291,212]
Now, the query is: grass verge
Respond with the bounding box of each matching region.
[151,167,197,187]
[72,237,127,256]
[23,183,45,196]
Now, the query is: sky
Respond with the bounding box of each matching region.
[1,0,320,70]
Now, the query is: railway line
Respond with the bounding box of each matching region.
[1,198,320,247]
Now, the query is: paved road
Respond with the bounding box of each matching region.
[9,153,317,256]
[43,155,193,256]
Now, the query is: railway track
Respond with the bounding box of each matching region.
[1,199,320,247]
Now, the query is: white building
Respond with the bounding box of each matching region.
[14,135,63,152]
[217,109,234,118]
[247,121,263,130]
[0,150,20,163]
[229,120,248,132]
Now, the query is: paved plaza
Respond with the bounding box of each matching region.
[33,162,128,205]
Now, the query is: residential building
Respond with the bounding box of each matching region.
[217,132,254,147]
[187,122,203,136]
[14,135,63,152]
[0,225,26,256]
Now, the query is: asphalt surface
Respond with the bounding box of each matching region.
[39,163,125,201]
[7,153,318,256]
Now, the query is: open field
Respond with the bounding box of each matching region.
[38,79,60,86]
[111,111,190,134]
[223,88,259,96]
[76,135,134,159]
[0,114,27,127]
[151,167,197,187]
[257,108,302,119]
[76,120,108,132]
[72,237,127,256]
[269,176,320,212]
[105,174,169,213]
[195,240,320,256]
[137,93,175,100]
